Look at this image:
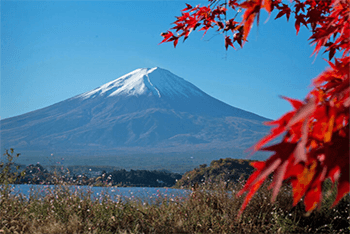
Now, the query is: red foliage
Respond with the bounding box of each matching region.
[161,0,350,216]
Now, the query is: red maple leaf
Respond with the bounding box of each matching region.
[225,35,235,50]
[161,0,350,217]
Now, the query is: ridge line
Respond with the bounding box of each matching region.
[145,74,161,98]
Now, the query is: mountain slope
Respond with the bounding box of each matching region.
[0,67,271,169]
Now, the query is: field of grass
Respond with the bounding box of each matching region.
[1,149,349,233]
[1,178,349,233]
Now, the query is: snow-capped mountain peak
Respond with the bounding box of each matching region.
[0,67,271,170]
[78,67,204,99]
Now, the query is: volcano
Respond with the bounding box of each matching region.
[0,67,271,171]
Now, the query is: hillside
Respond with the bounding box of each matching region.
[174,158,256,189]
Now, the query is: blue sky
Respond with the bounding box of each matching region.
[1,0,328,120]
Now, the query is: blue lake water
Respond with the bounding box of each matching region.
[5,184,191,204]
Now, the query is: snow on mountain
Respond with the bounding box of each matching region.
[78,67,204,99]
[0,67,271,170]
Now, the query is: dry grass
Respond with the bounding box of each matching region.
[1,178,349,234]
[1,150,349,233]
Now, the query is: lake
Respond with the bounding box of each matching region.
[4,184,191,204]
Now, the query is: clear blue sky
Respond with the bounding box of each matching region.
[1,0,328,120]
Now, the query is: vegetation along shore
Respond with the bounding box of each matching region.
[1,149,349,233]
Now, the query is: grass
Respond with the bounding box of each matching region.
[0,178,349,233]
[1,149,349,233]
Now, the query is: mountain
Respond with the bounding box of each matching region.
[0,67,271,172]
